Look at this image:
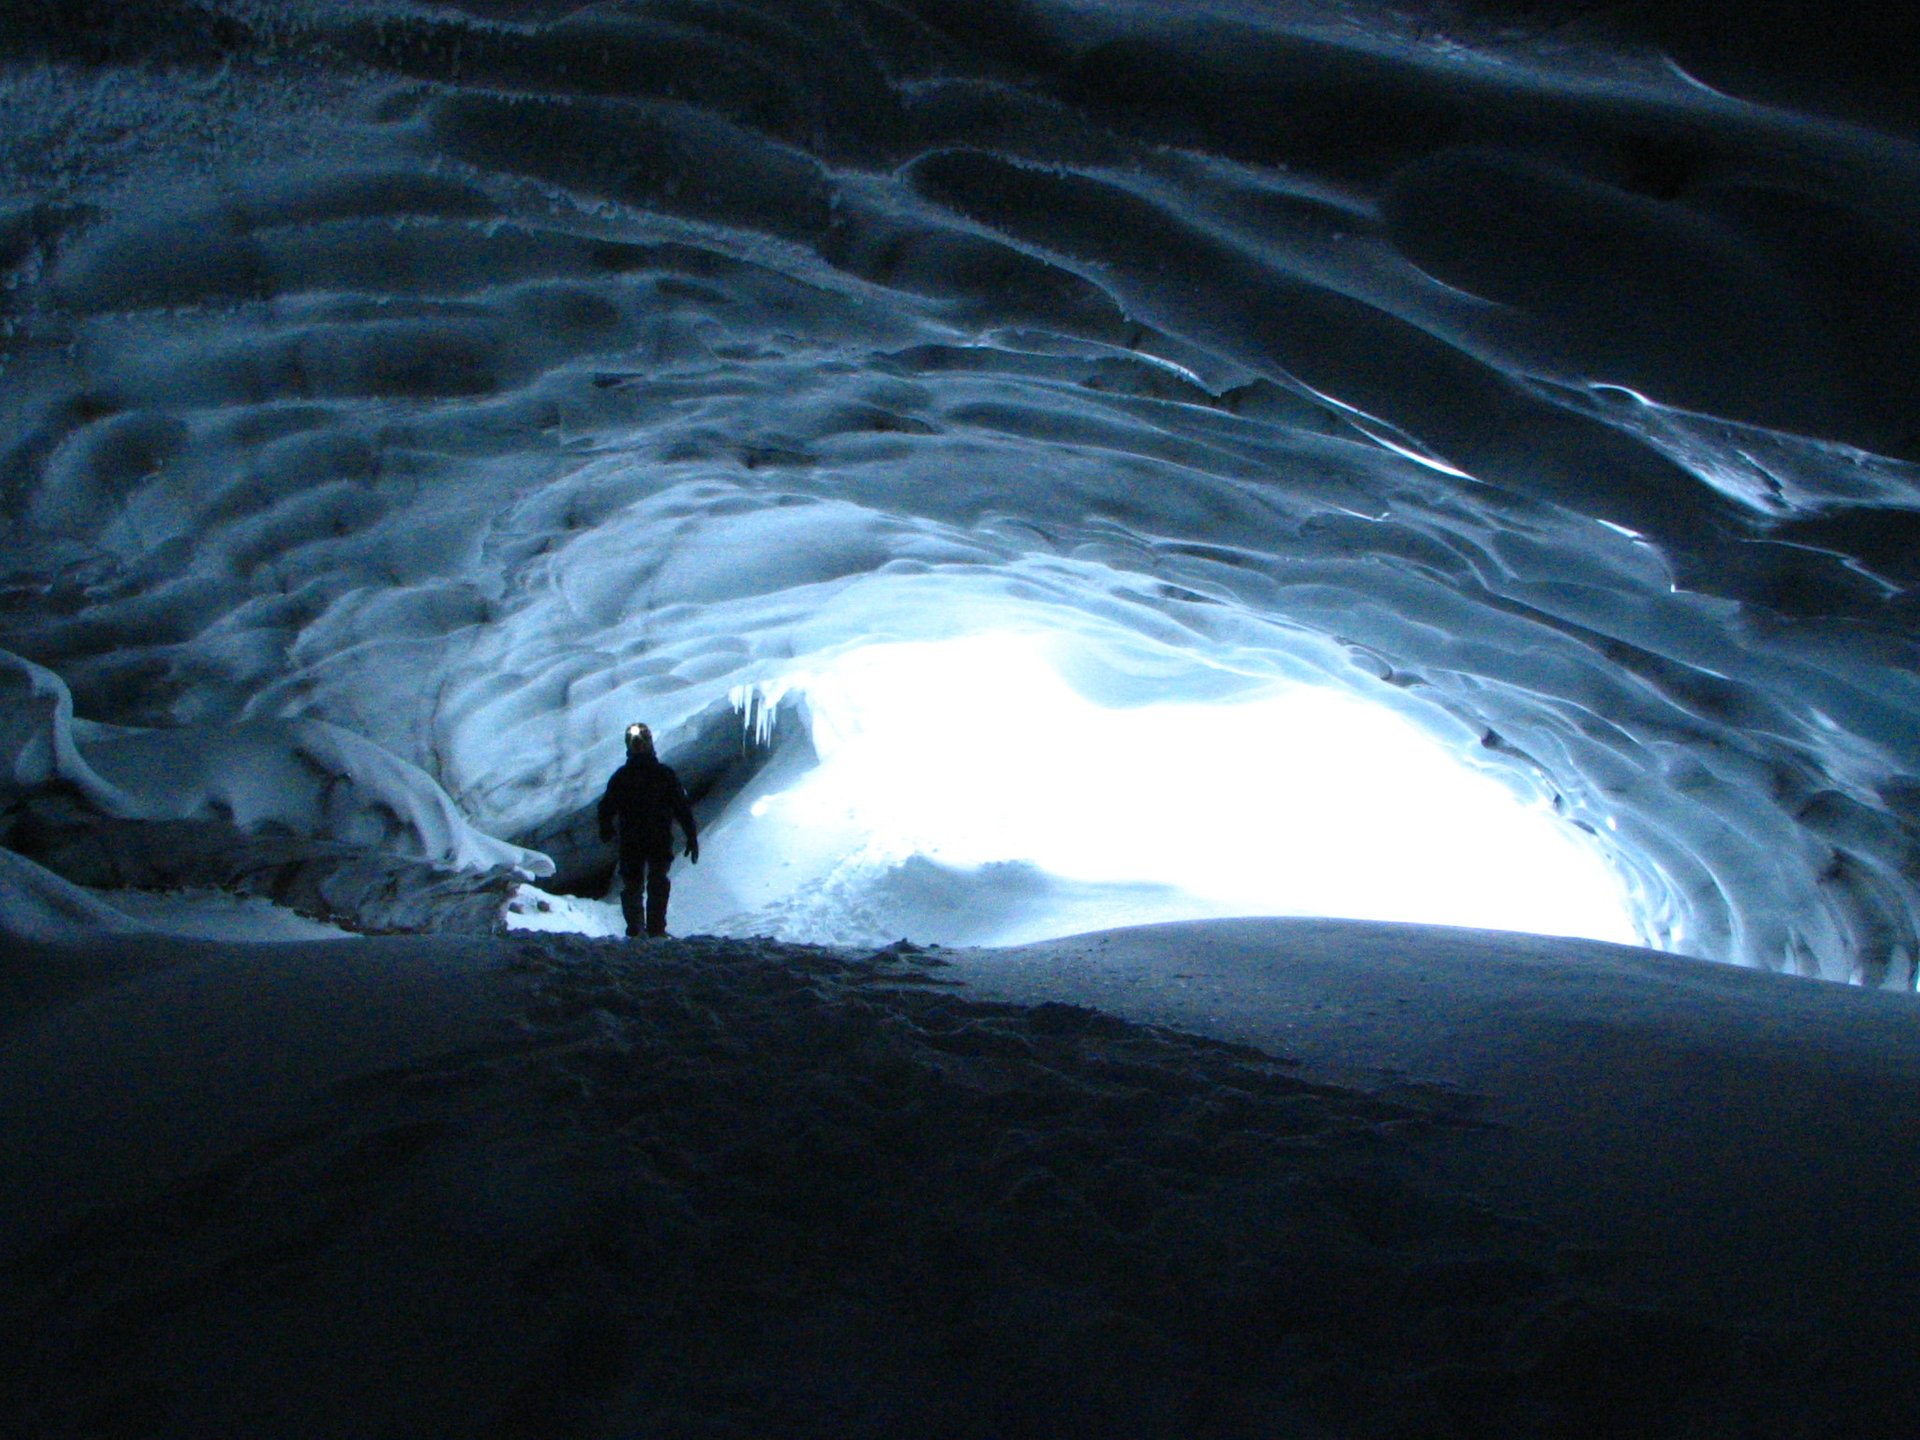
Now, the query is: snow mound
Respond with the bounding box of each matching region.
[7,923,1898,1436]
[95,887,355,943]
[0,845,151,943]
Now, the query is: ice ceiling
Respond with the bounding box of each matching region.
[3,0,1919,982]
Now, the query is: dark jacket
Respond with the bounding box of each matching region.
[598,757,698,862]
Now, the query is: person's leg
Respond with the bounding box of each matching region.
[619,862,646,939]
[644,856,673,937]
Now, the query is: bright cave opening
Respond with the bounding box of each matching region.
[531,632,1642,950]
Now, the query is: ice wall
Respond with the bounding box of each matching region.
[2,2,1918,980]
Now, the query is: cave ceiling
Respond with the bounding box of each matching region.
[3,0,1919,981]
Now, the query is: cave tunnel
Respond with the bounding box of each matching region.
[5,0,1918,985]
[6,4,1920,1434]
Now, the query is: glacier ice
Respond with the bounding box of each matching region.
[1,1,1918,980]
[1,649,546,877]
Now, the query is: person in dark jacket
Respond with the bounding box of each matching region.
[598,722,699,938]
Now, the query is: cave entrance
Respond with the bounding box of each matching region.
[659,632,1642,948]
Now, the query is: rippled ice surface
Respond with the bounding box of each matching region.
[2,1,1919,981]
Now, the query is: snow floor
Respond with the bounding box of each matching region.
[503,881,628,940]
[4,918,1918,1437]
[94,887,358,943]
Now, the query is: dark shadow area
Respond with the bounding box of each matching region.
[0,932,1849,1439]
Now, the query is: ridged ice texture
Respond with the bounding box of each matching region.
[3,1,1919,981]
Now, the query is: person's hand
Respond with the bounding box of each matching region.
[686,839,700,864]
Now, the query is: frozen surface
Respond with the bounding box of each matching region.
[2,649,549,878]
[3,1,1920,981]
[9,8,1920,1428]
[95,885,355,942]
[0,843,152,943]
[4,917,1918,1435]
[0,844,345,951]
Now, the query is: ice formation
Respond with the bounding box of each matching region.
[647,633,1640,947]
[3,2,1919,980]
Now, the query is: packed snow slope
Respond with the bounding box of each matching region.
[4,2,1920,979]
[7,917,1920,1437]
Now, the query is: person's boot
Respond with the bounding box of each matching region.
[646,872,671,938]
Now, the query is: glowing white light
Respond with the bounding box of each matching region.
[736,633,1639,945]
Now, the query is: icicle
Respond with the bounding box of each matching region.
[729,681,785,752]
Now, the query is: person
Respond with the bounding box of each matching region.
[598,722,699,939]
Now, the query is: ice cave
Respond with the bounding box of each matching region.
[5,3,1920,1436]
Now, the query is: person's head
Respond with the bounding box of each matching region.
[625,722,655,759]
